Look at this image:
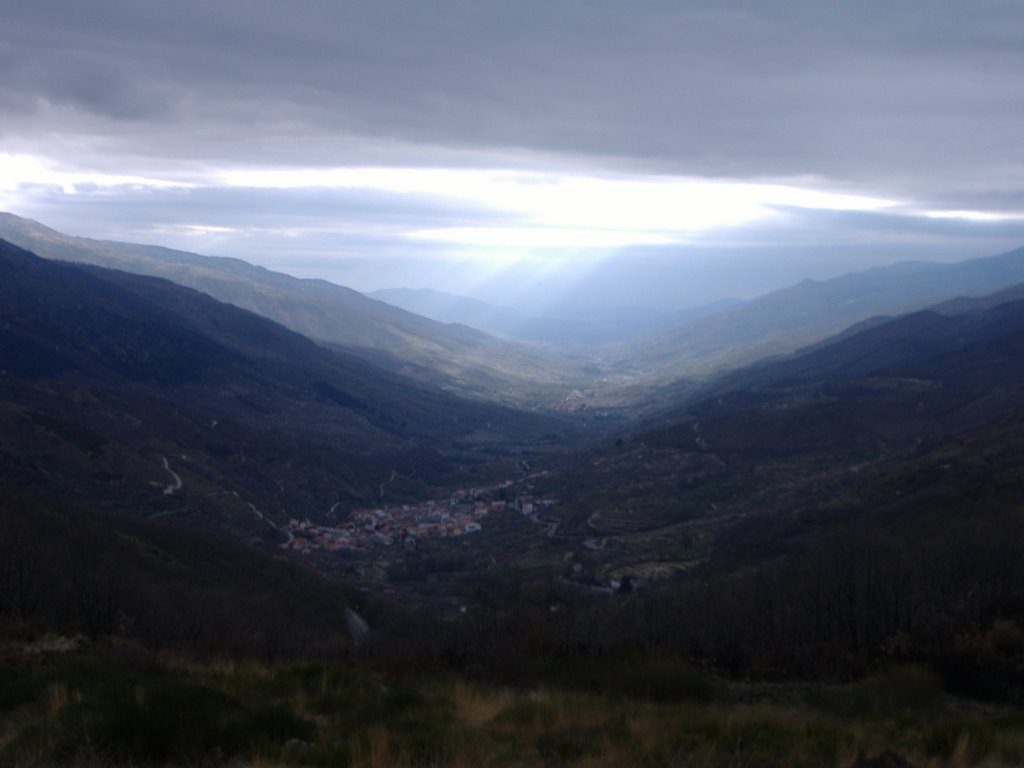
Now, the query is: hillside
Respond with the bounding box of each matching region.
[566,290,1024,543]
[447,288,1024,679]
[617,245,1024,378]
[0,213,587,406]
[0,238,574,542]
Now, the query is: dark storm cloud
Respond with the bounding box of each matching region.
[3,0,1023,201]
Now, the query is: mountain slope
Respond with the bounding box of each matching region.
[622,245,1024,377]
[696,295,1024,409]
[0,213,585,405]
[0,238,573,537]
[531,289,1024,592]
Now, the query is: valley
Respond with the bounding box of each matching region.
[6,220,1024,766]
[7,3,1024,764]
[7,220,1024,603]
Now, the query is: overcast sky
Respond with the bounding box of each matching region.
[3,0,1024,311]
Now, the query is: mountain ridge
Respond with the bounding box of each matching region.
[619,244,1024,378]
[0,212,585,406]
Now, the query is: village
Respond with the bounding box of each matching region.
[284,474,558,555]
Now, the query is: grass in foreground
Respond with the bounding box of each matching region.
[3,640,1024,767]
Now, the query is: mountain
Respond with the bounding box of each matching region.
[931,281,1024,316]
[619,245,1024,378]
[541,284,1024,569]
[623,287,1024,472]
[333,281,1024,682]
[0,213,585,406]
[0,237,574,540]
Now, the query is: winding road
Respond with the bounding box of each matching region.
[161,456,182,495]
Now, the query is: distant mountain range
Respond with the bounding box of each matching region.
[687,296,1024,436]
[615,245,1024,379]
[0,213,585,407]
[6,212,1024,411]
[370,287,742,345]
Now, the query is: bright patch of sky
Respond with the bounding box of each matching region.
[4,152,913,268]
[5,149,1024,310]
[925,209,1024,222]
[216,166,898,249]
[0,153,193,195]
[3,152,900,257]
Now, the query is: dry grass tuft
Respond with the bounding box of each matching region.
[453,680,514,727]
[47,682,69,715]
[350,726,406,768]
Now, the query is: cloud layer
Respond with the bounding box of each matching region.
[3,0,1024,307]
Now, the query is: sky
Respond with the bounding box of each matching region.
[3,0,1024,312]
